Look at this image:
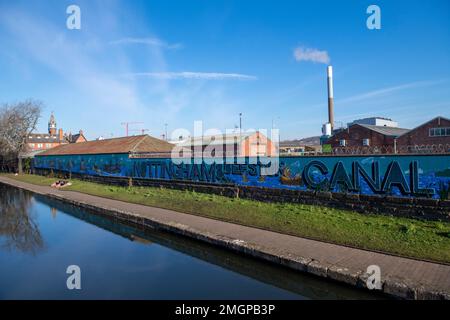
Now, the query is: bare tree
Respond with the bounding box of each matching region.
[0,99,42,174]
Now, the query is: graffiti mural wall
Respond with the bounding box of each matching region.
[33,154,450,199]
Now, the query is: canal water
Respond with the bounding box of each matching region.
[0,183,383,299]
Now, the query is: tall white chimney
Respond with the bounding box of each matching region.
[327,65,334,131]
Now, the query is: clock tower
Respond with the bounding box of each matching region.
[48,112,57,135]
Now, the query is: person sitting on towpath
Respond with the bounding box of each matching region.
[51,180,72,189]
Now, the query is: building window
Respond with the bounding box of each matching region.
[362,138,370,146]
[37,143,43,149]
[46,143,51,148]
[339,139,346,147]
[30,143,35,148]
[429,127,450,137]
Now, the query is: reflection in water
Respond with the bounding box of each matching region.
[0,186,44,254]
[0,183,384,299]
[50,207,57,219]
[35,194,383,300]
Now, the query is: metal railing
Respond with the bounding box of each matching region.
[330,144,450,155]
[127,144,450,159]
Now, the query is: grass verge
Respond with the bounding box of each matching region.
[3,173,450,264]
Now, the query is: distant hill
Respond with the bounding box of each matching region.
[280,136,321,147]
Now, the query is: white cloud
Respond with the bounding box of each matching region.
[337,80,445,105]
[0,6,254,138]
[125,72,257,80]
[293,46,330,64]
[281,79,446,129]
[0,9,144,137]
[109,37,182,49]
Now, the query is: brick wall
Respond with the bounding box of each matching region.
[326,125,395,149]
[242,132,277,157]
[397,117,450,146]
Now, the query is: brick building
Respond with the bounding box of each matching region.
[66,130,87,144]
[175,131,277,157]
[26,113,87,152]
[396,116,450,148]
[326,116,450,154]
[326,123,410,153]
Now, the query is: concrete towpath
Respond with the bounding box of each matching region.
[1,175,449,300]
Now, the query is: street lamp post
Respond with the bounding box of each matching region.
[164,123,168,141]
[239,113,242,135]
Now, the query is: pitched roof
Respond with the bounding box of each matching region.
[27,133,63,143]
[27,131,86,144]
[176,131,260,147]
[67,132,86,143]
[397,116,450,137]
[355,124,410,137]
[36,135,174,156]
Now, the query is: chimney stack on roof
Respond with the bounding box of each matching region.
[58,128,63,141]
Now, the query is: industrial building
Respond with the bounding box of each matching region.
[325,116,450,153]
[37,134,173,157]
[318,65,449,154]
[325,122,410,152]
[33,135,175,177]
[347,117,398,128]
[175,131,277,157]
[32,133,277,182]
[396,116,450,148]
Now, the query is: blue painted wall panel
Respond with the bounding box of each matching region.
[33,154,450,199]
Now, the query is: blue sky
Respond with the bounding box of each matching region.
[0,0,449,140]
